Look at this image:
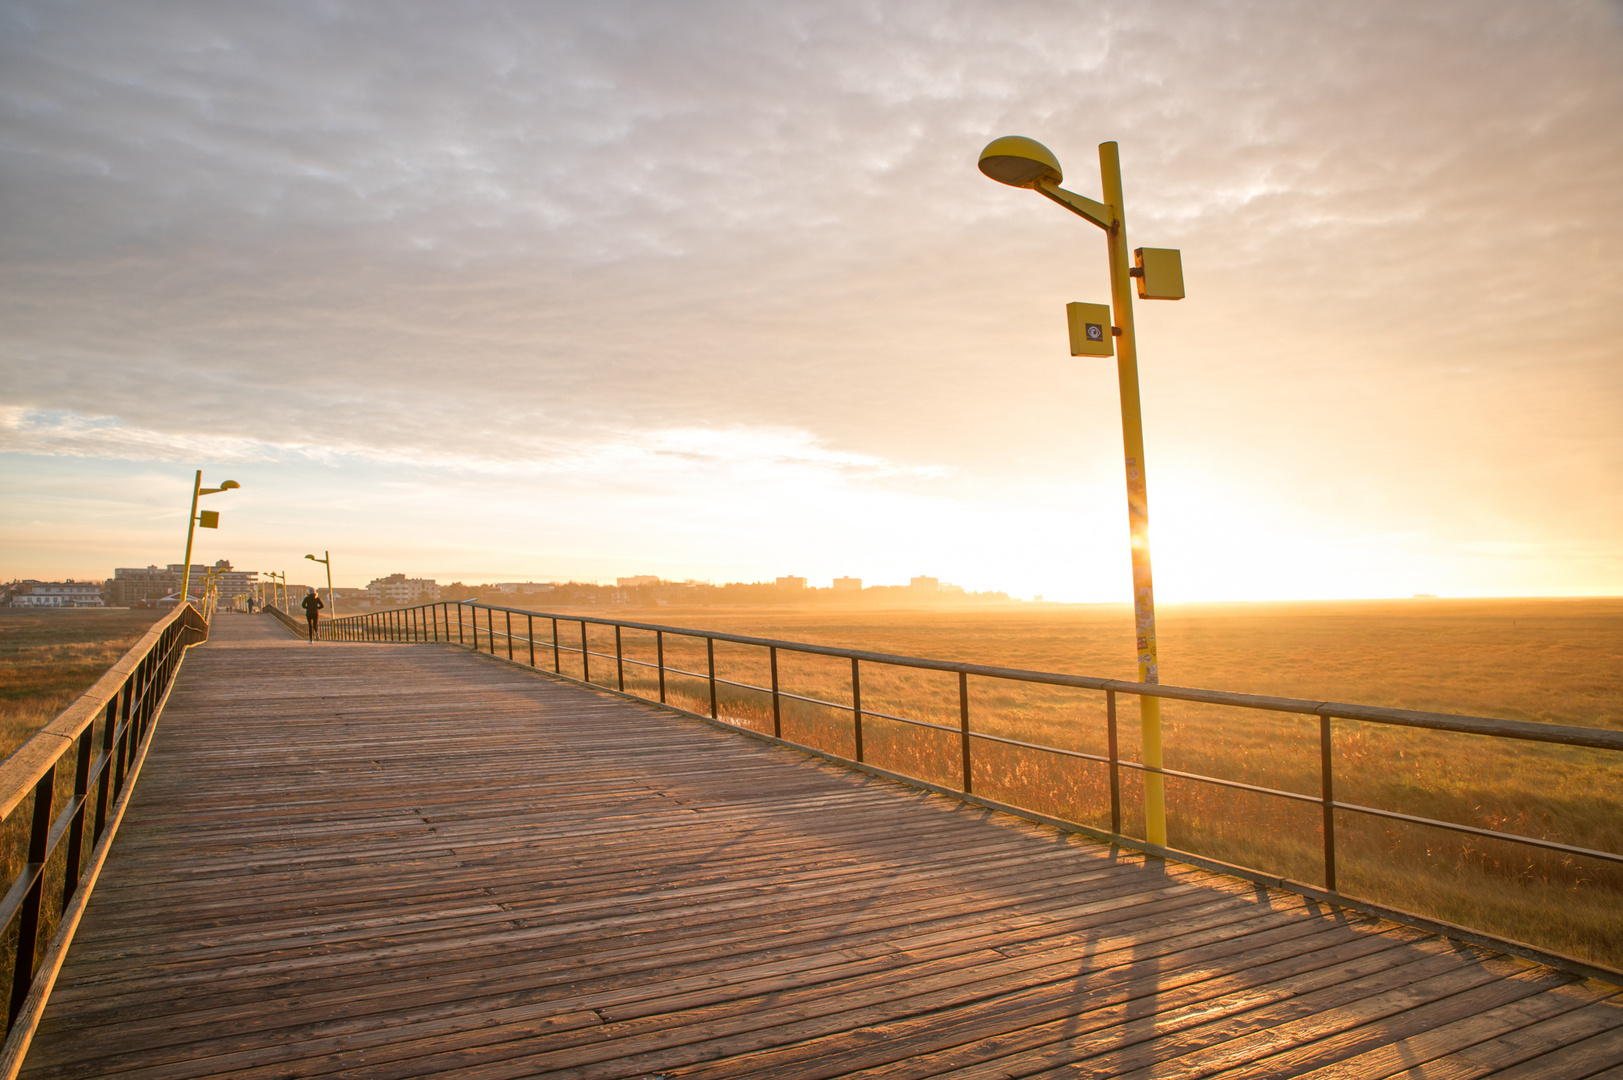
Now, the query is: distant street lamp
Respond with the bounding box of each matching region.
[180,470,240,609]
[305,551,334,618]
[978,136,1185,847]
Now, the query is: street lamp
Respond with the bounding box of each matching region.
[180,470,240,610]
[978,136,1184,847]
[305,551,334,617]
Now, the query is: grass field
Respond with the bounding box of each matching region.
[482,597,1623,970]
[0,608,162,762]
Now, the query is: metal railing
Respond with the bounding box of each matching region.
[0,602,209,1075]
[327,600,1623,908]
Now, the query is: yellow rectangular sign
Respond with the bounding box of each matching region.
[1066,302,1114,357]
[1134,247,1185,300]
[198,510,219,529]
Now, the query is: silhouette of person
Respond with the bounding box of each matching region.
[301,589,324,642]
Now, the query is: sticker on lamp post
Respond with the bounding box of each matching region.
[1066,301,1115,357]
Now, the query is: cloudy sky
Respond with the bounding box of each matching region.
[3,0,1620,600]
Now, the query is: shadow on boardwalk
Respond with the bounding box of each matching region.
[19,614,1623,1078]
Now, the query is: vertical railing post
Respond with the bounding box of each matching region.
[11,766,55,1024]
[552,617,560,672]
[959,670,971,794]
[656,631,666,703]
[93,693,118,841]
[457,604,465,646]
[1107,690,1121,836]
[470,606,478,652]
[581,621,590,682]
[487,608,495,656]
[1320,714,1337,892]
[505,611,514,661]
[770,646,780,738]
[62,724,94,904]
[851,658,863,763]
[615,625,625,691]
[706,637,718,719]
[527,614,536,667]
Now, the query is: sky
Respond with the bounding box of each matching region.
[2,0,1620,601]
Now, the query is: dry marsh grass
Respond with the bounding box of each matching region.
[506,597,1623,970]
[0,608,162,761]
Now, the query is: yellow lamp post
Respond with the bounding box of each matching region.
[978,136,1184,847]
[305,551,334,620]
[179,471,240,609]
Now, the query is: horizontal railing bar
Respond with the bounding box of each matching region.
[341,601,1623,753]
[1331,801,1623,866]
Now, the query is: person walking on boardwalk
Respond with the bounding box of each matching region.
[301,588,324,642]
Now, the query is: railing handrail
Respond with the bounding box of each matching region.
[332,600,1623,753]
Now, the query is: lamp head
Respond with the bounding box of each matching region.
[978,136,1063,189]
[305,554,316,561]
[219,480,240,490]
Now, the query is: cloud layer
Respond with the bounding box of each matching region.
[3,0,1620,596]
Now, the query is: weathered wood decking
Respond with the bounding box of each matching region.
[18,615,1623,1078]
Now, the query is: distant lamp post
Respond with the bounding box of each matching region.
[180,471,240,609]
[978,136,1184,847]
[305,551,334,617]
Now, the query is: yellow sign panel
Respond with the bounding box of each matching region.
[1066,302,1114,357]
[198,510,219,529]
[1134,247,1185,300]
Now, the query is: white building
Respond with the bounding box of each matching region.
[13,581,105,607]
[832,577,862,592]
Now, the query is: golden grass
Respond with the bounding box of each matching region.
[0,609,163,762]
[499,597,1623,970]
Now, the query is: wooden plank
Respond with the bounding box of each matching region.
[17,613,1618,1080]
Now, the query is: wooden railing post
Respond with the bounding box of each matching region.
[851,658,863,763]
[615,625,625,691]
[581,622,590,683]
[656,631,666,703]
[505,611,514,661]
[527,614,536,667]
[61,725,94,905]
[707,638,717,719]
[486,608,495,656]
[1107,690,1121,835]
[770,646,780,737]
[959,670,971,794]
[10,767,55,1024]
[1321,714,1337,891]
[551,617,560,672]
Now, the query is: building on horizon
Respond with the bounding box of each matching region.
[910,576,940,594]
[616,575,660,588]
[775,576,807,591]
[832,576,862,592]
[8,580,106,607]
[367,574,441,606]
[109,561,256,605]
[495,582,557,595]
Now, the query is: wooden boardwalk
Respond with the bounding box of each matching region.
[18,615,1623,1079]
